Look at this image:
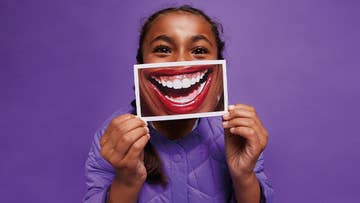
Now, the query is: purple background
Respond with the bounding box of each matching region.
[1,0,359,202]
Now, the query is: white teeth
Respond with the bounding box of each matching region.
[153,77,160,84]
[165,81,206,104]
[196,75,200,83]
[152,69,208,89]
[166,81,173,88]
[161,79,167,87]
[173,79,182,89]
[191,78,196,85]
[182,78,191,88]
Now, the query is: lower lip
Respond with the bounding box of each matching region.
[150,70,213,114]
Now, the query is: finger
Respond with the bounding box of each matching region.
[106,114,139,131]
[258,128,269,150]
[228,126,260,146]
[224,104,258,122]
[100,139,115,161]
[223,108,256,121]
[103,114,136,141]
[107,114,137,133]
[101,126,149,167]
[223,113,268,149]
[122,134,150,166]
[222,117,256,128]
[112,114,137,124]
[113,126,149,158]
[114,116,147,135]
[224,107,265,130]
[100,133,108,147]
[223,117,264,146]
[222,118,261,135]
[231,104,267,129]
[107,148,123,167]
[107,116,147,144]
[230,104,256,112]
[226,104,269,149]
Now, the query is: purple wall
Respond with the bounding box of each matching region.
[1,0,359,202]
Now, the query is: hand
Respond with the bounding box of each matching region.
[100,114,150,187]
[222,104,268,180]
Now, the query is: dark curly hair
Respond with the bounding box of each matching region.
[136,5,225,64]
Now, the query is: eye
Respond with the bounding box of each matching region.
[153,45,171,54]
[191,47,209,55]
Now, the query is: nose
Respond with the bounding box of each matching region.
[175,51,192,62]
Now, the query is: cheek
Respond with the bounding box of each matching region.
[141,48,153,63]
[142,54,167,64]
[197,69,222,112]
[209,69,224,106]
[139,72,148,91]
[144,57,171,64]
[211,67,222,89]
[142,47,169,64]
[138,74,167,116]
[138,73,153,111]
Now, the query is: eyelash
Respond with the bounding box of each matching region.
[191,47,209,55]
[152,46,209,56]
[153,45,171,54]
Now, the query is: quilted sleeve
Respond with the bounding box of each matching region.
[254,152,274,203]
[207,117,274,203]
[83,106,135,202]
[229,153,274,203]
[83,126,115,203]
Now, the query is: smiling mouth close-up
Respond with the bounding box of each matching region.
[146,65,214,114]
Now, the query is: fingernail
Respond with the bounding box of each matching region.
[223,112,230,120]
[137,116,147,124]
[222,121,228,127]
[228,105,235,110]
[230,128,235,133]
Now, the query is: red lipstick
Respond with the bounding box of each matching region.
[147,65,214,114]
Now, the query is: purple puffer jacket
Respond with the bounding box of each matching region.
[83,106,274,203]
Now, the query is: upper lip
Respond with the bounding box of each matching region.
[147,65,211,89]
[148,65,209,76]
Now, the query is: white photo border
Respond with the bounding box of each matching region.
[134,60,228,121]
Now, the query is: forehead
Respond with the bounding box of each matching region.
[145,11,215,41]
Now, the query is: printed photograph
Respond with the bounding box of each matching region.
[134,60,228,121]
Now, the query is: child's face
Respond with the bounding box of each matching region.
[138,12,223,116]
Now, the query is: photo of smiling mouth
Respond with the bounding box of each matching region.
[147,65,214,114]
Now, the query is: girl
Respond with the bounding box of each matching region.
[84,5,273,203]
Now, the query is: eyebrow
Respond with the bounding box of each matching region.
[149,35,175,46]
[191,35,213,47]
[149,34,214,47]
